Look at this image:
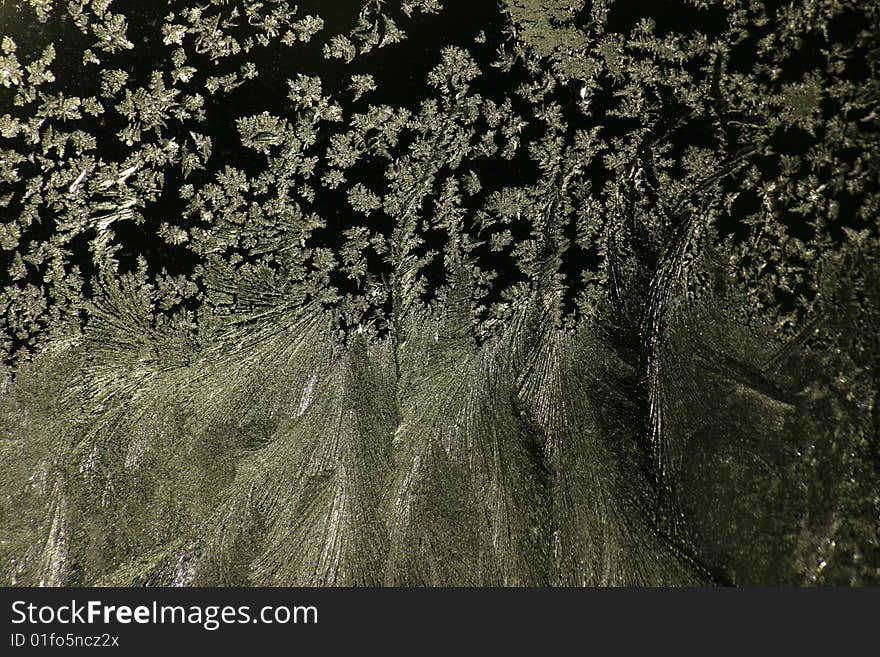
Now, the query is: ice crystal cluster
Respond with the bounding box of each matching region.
[1,0,878,586]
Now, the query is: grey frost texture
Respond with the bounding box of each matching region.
[0,0,879,585]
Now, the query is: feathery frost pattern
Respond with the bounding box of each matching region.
[1,1,879,585]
